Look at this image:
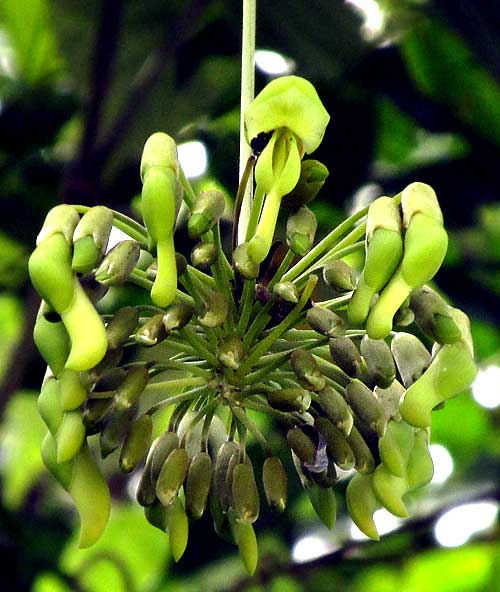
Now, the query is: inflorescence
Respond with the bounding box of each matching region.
[29,75,477,574]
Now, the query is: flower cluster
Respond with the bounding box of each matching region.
[29,76,477,574]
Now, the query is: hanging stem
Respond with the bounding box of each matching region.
[237,0,256,244]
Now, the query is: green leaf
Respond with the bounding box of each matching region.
[0,0,63,85]
[0,293,23,384]
[0,390,46,509]
[402,18,500,147]
[60,503,170,592]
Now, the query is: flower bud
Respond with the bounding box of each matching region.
[135,314,168,347]
[286,206,317,256]
[99,409,134,458]
[95,240,140,285]
[188,189,226,237]
[38,377,63,435]
[105,306,139,350]
[214,441,239,513]
[218,334,244,370]
[307,486,337,530]
[232,517,258,576]
[163,302,195,333]
[374,379,405,421]
[315,417,355,470]
[55,410,86,463]
[233,243,259,279]
[290,349,326,391]
[156,448,189,507]
[120,414,153,473]
[287,426,316,465]
[33,311,70,377]
[282,159,329,209]
[72,206,114,273]
[262,457,287,512]
[406,429,434,490]
[232,461,260,523]
[329,336,362,377]
[378,419,415,478]
[346,379,387,437]
[114,366,149,410]
[267,387,311,412]
[323,260,355,292]
[391,333,431,388]
[199,291,228,328]
[372,464,409,518]
[346,425,376,474]
[360,336,396,389]
[168,497,189,562]
[307,306,346,337]
[318,386,353,435]
[58,368,87,411]
[272,281,298,303]
[185,451,212,519]
[191,242,217,269]
[409,286,461,344]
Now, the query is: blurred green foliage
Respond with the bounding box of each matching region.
[1,0,500,590]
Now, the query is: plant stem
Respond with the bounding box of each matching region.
[237,0,256,244]
[145,376,209,393]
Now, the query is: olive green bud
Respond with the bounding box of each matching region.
[267,387,311,413]
[272,281,298,303]
[37,205,80,245]
[315,417,355,470]
[29,233,74,312]
[262,457,287,512]
[287,427,316,465]
[329,336,362,376]
[307,486,337,530]
[135,314,167,347]
[33,311,70,377]
[99,409,134,458]
[188,189,226,237]
[286,206,317,255]
[360,336,396,389]
[346,425,376,474]
[185,452,212,520]
[163,302,195,333]
[232,461,260,523]
[175,252,188,277]
[199,291,228,328]
[348,196,403,326]
[346,379,387,437]
[56,411,86,463]
[72,206,114,273]
[168,496,189,562]
[191,242,217,269]
[394,305,415,327]
[410,286,461,344]
[156,447,189,507]
[290,349,326,391]
[105,306,139,350]
[150,431,181,484]
[119,414,153,473]
[114,366,149,411]
[346,473,380,540]
[221,449,242,513]
[218,334,244,370]
[82,398,112,432]
[323,259,355,292]
[391,332,431,388]
[399,340,476,428]
[95,240,140,285]
[231,517,258,576]
[374,379,405,421]
[38,376,63,435]
[144,500,168,532]
[214,441,239,513]
[406,429,434,490]
[233,243,260,279]
[372,463,409,518]
[86,349,123,384]
[282,159,329,209]
[307,306,346,337]
[318,386,353,435]
[136,436,166,507]
[378,419,415,478]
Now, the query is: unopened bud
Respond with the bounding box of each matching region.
[315,417,355,470]
[282,159,329,209]
[120,414,153,473]
[272,281,298,303]
[95,240,140,285]
[163,302,195,333]
[360,336,396,389]
[199,291,228,328]
[329,336,362,376]
[286,206,317,255]
[114,366,149,410]
[188,190,226,237]
[323,259,355,292]
[410,286,461,344]
[185,452,212,519]
[135,314,167,347]
[156,447,189,507]
[37,204,80,245]
[72,206,114,273]
[106,306,139,350]
[262,457,287,512]
[191,242,217,269]
[307,306,346,337]
[218,334,244,370]
[232,461,260,523]
[267,387,311,412]
[346,379,387,437]
[233,243,259,279]
[290,349,326,391]
[319,386,353,435]
[391,332,431,388]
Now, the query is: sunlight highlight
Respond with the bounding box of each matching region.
[429,444,454,485]
[292,533,334,563]
[178,140,208,179]
[472,365,500,409]
[345,0,386,40]
[434,501,499,548]
[255,49,295,76]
